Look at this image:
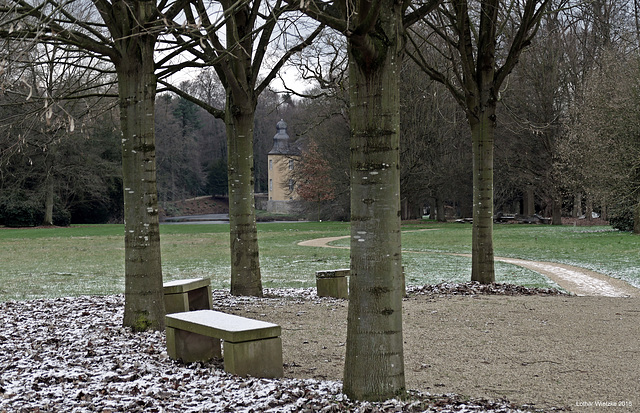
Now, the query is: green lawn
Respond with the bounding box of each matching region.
[0,221,637,301]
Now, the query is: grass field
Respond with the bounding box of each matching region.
[1,221,638,301]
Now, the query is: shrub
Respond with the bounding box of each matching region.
[53,208,72,227]
[609,206,634,232]
[0,199,44,227]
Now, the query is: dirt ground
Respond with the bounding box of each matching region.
[226,293,640,412]
[177,199,638,410]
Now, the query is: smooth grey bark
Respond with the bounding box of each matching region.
[552,194,562,225]
[289,0,439,400]
[43,170,54,226]
[523,185,535,216]
[221,0,262,297]
[116,35,165,331]
[573,193,582,217]
[436,196,446,222]
[469,109,496,284]
[342,2,405,401]
[226,98,262,296]
[634,195,640,234]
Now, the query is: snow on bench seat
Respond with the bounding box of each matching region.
[165,310,283,378]
[163,277,213,314]
[316,269,349,299]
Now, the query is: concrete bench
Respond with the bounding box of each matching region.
[316,267,407,298]
[165,310,283,378]
[316,269,349,299]
[163,278,213,314]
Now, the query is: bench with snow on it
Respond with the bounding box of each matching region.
[163,277,213,314]
[165,310,283,378]
[316,269,350,299]
[316,267,406,299]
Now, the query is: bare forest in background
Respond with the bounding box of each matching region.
[4,0,640,230]
[3,33,640,229]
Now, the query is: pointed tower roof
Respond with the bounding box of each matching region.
[268,119,300,155]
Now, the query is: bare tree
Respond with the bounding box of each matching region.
[1,0,188,330]
[560,48,640,232]
[155,95,206,204]
[285,86,351,221]
[407,0,550,283]
[160,0,323,296]
[0,42,119,227]
[494,7,573,224]
[400,59,471,221]
[295,138,335,220]
[286,0,440,401]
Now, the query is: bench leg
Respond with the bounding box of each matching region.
[166,327,221,363]
[223,337,283,378]
[316,277,348,299]
[187,285,213,311]
[165,285,213,314]
[164,293,190,314]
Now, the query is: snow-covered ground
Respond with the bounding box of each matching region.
[0,292,535,412]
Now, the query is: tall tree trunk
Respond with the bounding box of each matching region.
[470,110,495,284]
[552,192,562,225]
[43,171,54,226]
[573,192,583,217]
[116,32,165,331]
[436,196,446,222]
[585,194,593,221]
[226,100,263,297]
[634,194,640,235]
[343,3,405,401]
[523,184,535,215]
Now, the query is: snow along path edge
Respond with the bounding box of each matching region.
[298,234,640,297]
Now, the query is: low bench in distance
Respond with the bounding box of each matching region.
[316,269,349,299]
[316,267,407,298]
[163,277,213,314]
[165,310,283,378]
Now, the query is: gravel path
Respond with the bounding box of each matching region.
[226,287,640,412]
[298,234,640,297]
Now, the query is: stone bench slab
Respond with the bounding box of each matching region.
[315,268,350,279]
[165,310,283,377]
[163,277,212,294]
[163,278,213,314]
[166,310,281,343]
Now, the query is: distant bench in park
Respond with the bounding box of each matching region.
[163,277,283,378]
[316,269,350,299]
[316,268,406,299]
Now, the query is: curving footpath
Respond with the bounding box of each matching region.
[298,234,640,298]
